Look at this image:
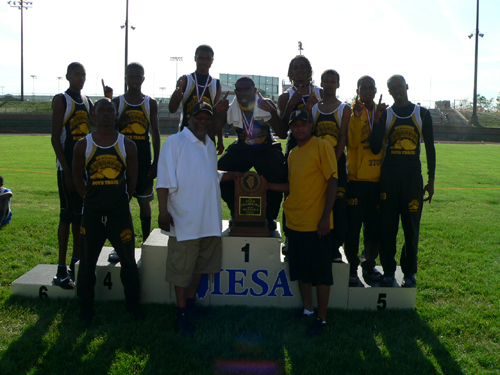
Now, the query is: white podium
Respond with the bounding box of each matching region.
[12,221,416,310]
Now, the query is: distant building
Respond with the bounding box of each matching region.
[219,73,279,102]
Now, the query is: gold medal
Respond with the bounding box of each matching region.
[245,138,254,145]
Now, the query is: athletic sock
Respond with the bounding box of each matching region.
[303,309,314,316]
[140,216,151,241]
[69,257,79,270]
[56,264,68,278]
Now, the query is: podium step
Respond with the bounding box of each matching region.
[11,264,76,299]
[11,223,416,310]
[75,247,142,301]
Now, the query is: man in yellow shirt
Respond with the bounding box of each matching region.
[267,109,337,338]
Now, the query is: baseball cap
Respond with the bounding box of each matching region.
[289,109,309,125]
[191,102,213,117]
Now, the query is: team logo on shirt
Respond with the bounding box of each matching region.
[88,154,123,184]
[120,109,148,135]
[389,125,418,154]
[409,199,419,212]
[337,187,345,199]
[70,110,91,138]
[120,228,134,243]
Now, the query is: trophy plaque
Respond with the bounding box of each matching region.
[230,171,270,237]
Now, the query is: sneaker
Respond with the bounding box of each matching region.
[307,317,327,338]
[379,275,395,287]
[402,274,417,288]
[176,313,195,337]
[68,267,75,281]
[349,274,362,287]
[108,250,120,263]
[53,275,75,290]
[292,309,315,320]
[363,267,382,281]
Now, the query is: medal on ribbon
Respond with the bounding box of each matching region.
[241,109,255,145]
[194,73,210,103]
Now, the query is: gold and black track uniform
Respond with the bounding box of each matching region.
[284,85,322,156]
[370,103,436,277]
[344,104,382,275]
[54,89,92,223]
[179,72,219,131]
[77,133,140,311]
[117,95,154,200]
[311,103,348,260]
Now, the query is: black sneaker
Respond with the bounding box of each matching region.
[349,274,362,287]
[379,275,395,287]
[363,267,382,281]
[292,309,315,320]
[108,250,120,263]
[307,317,327,338]
[68,267,75,281]
[402,274,417,288]
[176,313,194,337]
[53,275,75,290]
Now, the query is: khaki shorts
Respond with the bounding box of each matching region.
[166,236,222,287]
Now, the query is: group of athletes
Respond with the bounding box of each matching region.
[50,44,436,337]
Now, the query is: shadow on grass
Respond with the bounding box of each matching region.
[0,299,464,375]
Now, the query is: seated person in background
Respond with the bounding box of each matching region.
[0,175,13,226]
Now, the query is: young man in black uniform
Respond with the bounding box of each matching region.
[278,55,323,156]
[370,75,436,288]
[104,63,160,250]
[168,45,224,154]
[216,77,288,231]
[51,62,93,289]
[73,98,143,323]
[311,69,351,262]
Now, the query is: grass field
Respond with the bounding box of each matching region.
[0,135,499,374]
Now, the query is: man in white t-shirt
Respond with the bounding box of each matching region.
[156,102,238,336]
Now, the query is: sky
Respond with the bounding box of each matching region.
[1,0,499,107]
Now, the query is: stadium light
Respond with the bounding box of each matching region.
[469,0,484,127]
[8,0,33,102]
[121,0,136,93]
[30,74,36,100]
[170,57,183,83]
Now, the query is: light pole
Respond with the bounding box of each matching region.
[0,86,4,95]
[159,86,166,100]
[170,57,183,83]
[469,0,484,127]
[57,76,63,93]
[8,0,33,102]
[298,41,303,55]
[30,74,36,100]
[121,0,136,93]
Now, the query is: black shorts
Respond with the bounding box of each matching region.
[135,162,154,202]
[57,170,83,224]
[287,229,334,286]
